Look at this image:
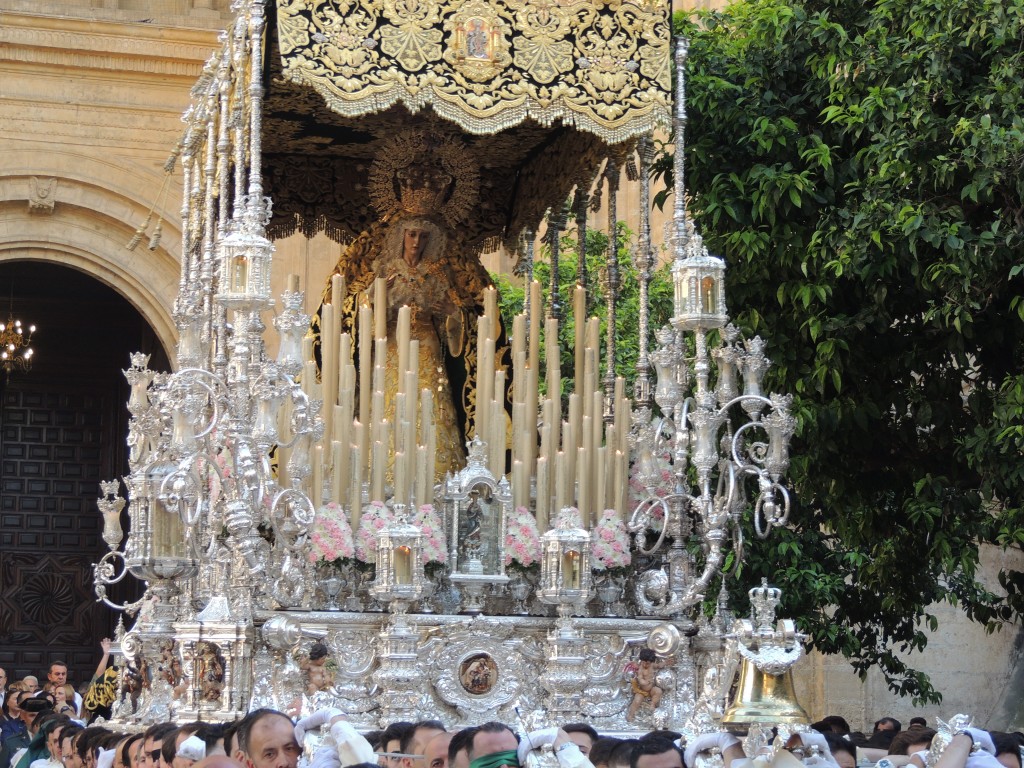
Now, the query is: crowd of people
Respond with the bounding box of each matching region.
[1,652,1021,768]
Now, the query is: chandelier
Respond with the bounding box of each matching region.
[0,306,35,379]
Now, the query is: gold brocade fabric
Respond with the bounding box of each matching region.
[275,0,671,145]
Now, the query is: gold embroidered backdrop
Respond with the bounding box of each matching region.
[263,0,671,245]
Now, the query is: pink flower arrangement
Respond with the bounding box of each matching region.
[354,501,393,563]
[591,509,631,571]
[504,505,541,569]
[413,504,448,566]
[307,502,355,566]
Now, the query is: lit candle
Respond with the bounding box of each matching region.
[394,545,412,585]
[562,550,581,589]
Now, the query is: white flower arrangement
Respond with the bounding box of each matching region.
[591,508,631,573]
[307,501,355,566]
[504,505,542,571]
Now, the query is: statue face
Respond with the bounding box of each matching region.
[403,227,430,265]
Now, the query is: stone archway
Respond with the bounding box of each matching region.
[0,148,182,359]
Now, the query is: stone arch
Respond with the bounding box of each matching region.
[0,148,184,361]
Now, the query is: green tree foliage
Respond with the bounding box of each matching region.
[663,0,1024,702]
[491,225,674,400]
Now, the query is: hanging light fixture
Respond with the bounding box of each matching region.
[0,297,36,379]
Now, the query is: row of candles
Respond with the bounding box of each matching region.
[291,273,633,533]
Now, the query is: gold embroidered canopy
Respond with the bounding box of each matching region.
[263,0,672,244]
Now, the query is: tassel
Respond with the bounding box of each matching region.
[148,220,163,251]
[126,212,153,251]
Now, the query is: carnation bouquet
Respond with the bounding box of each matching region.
[413,504,448,577]
[591,508,631,577]
[353,500,393,565]
[503,505,541,574]
[306,502,355,567]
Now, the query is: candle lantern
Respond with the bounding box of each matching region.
[446,438,511,614]
[370,503,425,613]
[215,211,274,311]
[122,461,198,633]
[538,517,592,619]
[672,229,727,332]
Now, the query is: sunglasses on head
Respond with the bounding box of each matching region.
[148,751,161,762]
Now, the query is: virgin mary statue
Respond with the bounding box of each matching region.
[309,133,494,482]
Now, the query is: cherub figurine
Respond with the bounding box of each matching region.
[626,648,663,722]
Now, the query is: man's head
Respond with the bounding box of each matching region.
[378,722,413,768]
[888,729,935,756]
[992,732,1022,768]
[812,717,851,736]
[235,709,300,768]
[562,725,599,757]
[48,722,68,760]
[824,736,855,768]
[608,741,638,768]
[140,723,180,768]
[0,668,7,691]
[401,721,446,768]
[19,693,54,731]
[48,663,69,690]
[62,727,85,768]
[629,739,683,768]
[873,718,901,733]
[589,738,622,768]
[466,723,518,768]
[424,732,454,768]
[447,728,476,768]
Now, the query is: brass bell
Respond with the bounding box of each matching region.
[720,656,809,732]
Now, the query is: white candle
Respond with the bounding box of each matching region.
[595,445,607,515]
[331,439,345,504]
[371,440,386,502]
[578,444,590,528]
[415,445,428,508]
[555,449,567,516]
[311,445,323,507]
[574,285,586,392]
[358,305,372,447]
[484,286,499,338]
[394,450,406,505]
[374,277,386,339]
[529,281,541,371]
[397,305,411,395]
[349,441,362,530]
[536,456,549,532]
[321,302,337,447]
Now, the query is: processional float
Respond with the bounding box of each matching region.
[94,0,809,738]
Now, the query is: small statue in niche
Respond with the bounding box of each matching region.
[197,642,226,702]
[626,648,663,722]
[301,641,335,695]
[462,492,484,563]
